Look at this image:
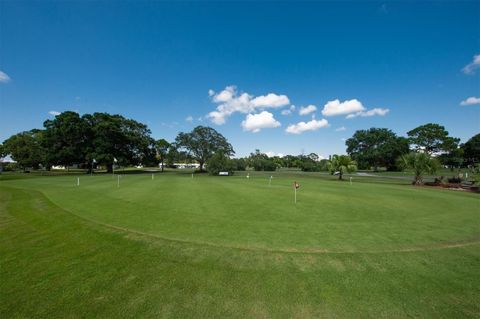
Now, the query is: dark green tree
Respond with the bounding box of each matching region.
[346,128,409,171]
[175,126,234,172]
[461,133,480,166]
[407,123,460,155]
[43,111,89,169]
[155,139,171,172]
[3,129,46,171]
[207,152,236,175]
[84,113,155,173]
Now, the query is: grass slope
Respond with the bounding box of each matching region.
[1,172,479,318]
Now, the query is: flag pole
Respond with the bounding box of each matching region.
[294,186,297,204]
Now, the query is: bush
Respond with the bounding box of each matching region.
[447,177,462,184]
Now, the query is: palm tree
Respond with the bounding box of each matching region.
[399,152,440,185]
[327,155,357,180]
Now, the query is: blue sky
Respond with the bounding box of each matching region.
[0,1,479,158]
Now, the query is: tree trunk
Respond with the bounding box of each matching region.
[199,161,204,172]
[339,172,343,180]
[414,174,423,185]
[161,159,164,172]
[106,163,113,173]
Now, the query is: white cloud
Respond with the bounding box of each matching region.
[460,96,480,106]
[285,118,329,134]
[462,54,480,74]
[281,105,296,115]
[185,115,193,122]
[49,110,61,116]
[321,99,365,116]
[335,126,346,132]
[241,111,281,133]
[341,138,347,142]
[346,108,390,119]
[0,70,11,83]
[207,86,290,125]
[299,104,317,116]
[265,151,285,158]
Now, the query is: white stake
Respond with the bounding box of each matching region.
[152,173,154,180]
[117,175,120,188]
[350,177,352,185]
[192,173,194,179]
[294,187,297,204]
[77,177,80,186]
[269,176,272,186]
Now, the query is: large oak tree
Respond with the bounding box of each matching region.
[175,126,234,172]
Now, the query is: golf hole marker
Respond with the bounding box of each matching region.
[293,181,300,204]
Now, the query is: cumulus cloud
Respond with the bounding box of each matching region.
[241,111,281,133]
[321,99,365,116]
[462,54,480,74]
[335,126,346,132]
[281,105,296,115]
[207,86,290,125]
[346,108,390,119]
[285,118,329,134]
[49,110,61,116]
[0,70,11,83]
[460,97,480,106]
[185,115,193,122]
[299,104,317,116]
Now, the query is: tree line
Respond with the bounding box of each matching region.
[1,111,479,184]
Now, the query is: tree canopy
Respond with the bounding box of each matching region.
[3,130,46,170]
[43,111,89,168]
[407,123,459,155]
[461,133,480,166]
[175,126,234,171]
[346,128,409,171]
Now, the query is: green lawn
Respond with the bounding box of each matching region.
[1,171,479,318]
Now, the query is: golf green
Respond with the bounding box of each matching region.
[1,172,479,318]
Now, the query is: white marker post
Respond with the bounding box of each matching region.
[246,173,250,180]
[77,177,80,186]
[350,177,352,185]
[192,173,194,179]
[269,176,272,186]
[152,173,154,180]
[117,175,120,188]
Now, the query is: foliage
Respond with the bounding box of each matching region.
[461,133,480,166]
[230,158,247,171]
[84,113,156,173]
[3,130,46,170]
[0,143,6,158]
[175,126,234,172]
[43,111,89,168]
[155,139,171,172]
[407,123,459,155]
[437,147,464,170]
[248,150,277,171]
[206,152,236,175]
[398,152,440,185]
[346,128,409,171]
[327,155,357,180]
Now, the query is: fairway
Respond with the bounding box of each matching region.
[1,172,479,318]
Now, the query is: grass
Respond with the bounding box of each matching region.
[1,171,479,318]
